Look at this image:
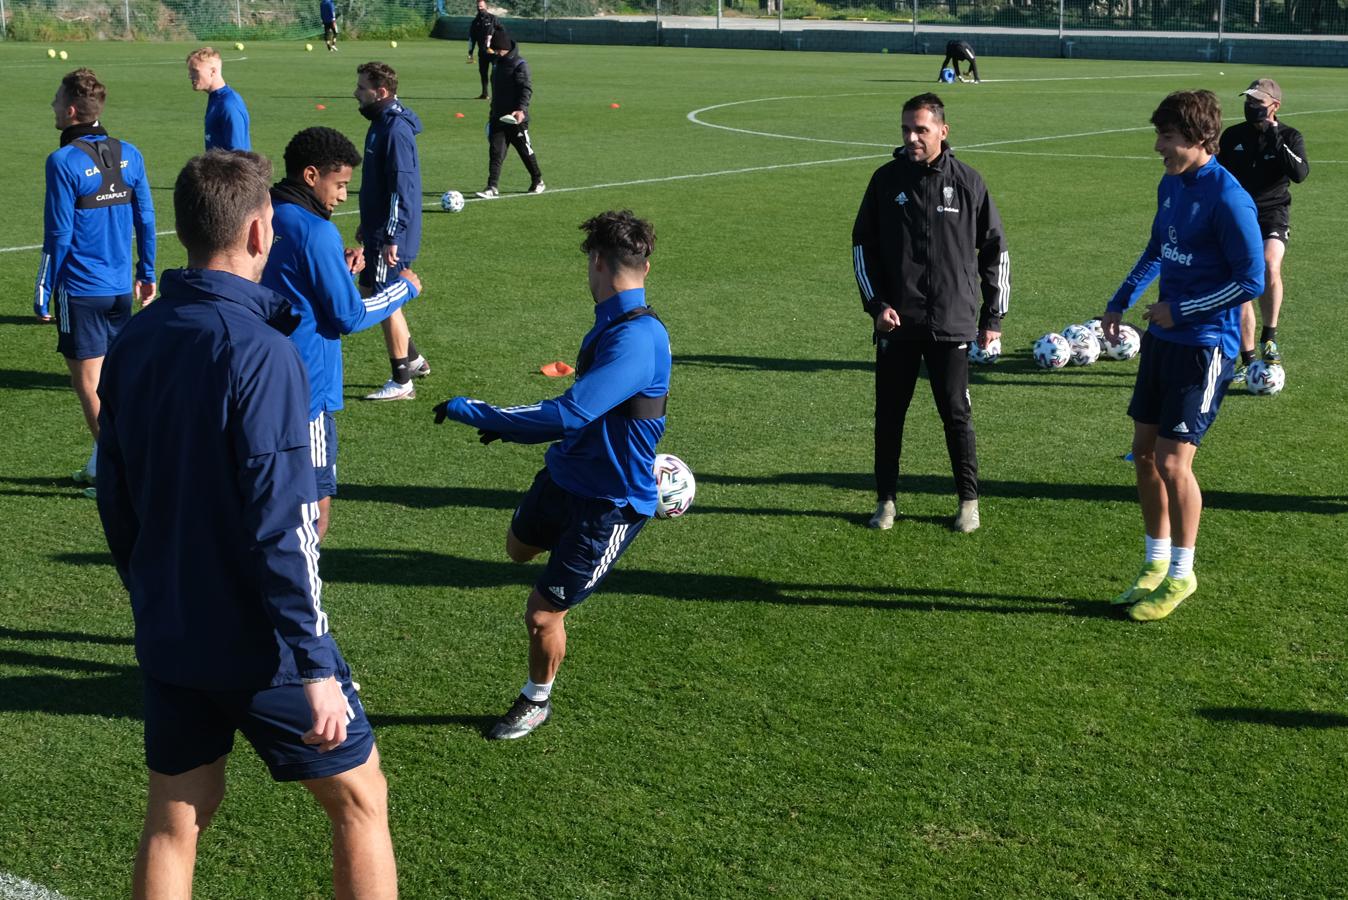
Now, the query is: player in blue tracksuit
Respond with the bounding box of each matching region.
[262,126,423,539]
[97,151,395,896]
[353,60,428,401]
[1103,90,1264,623]
[187,47,251,151]
[35,68,156,496]
[321,0,339,51]
[434,210,671,740]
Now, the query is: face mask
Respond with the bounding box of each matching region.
[1245,101,1271,125]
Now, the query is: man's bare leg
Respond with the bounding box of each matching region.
[66,355,103,440]
[133,756,227,900]
[303,748,397,900]
[380,310,411,362]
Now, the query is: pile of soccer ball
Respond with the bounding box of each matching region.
[654,453,695,519]
[440,190,465,213]
[1032,318,1139,369]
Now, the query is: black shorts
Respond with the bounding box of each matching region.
[143,666,374,782]
[358,246,410,293]
[1257,208,1290,244]
[55,291,132,360]
[309,411,337,499]
[1127,331,1234,446]
[511,467,647,610]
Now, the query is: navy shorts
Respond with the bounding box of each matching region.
[143,667,374,782]
[309,411,338,499]
[55,291,131,360]
[1128,330,1234,446]
[511,467,648,611]
[358,246,410,293]
[1258,208,1290,245]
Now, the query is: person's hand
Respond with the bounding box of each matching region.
[34,313,53,324]
[978,328,1001,348]
[512,110,524,124]
[478,429,501,445]
[344,247,365,275]
[875,307,900,333]
[382,243,399,267]
[433,396,470,425]
[135,280,156,308]
[400,269,422,294]
[1143,302,1174,329]
[301,677,349,752]
[1102,310,1122,345]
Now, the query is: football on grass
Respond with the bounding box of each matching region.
[440,190,465,213]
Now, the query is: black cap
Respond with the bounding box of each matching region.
[492,29,513,52]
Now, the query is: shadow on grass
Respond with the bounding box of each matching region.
[696,471,1348,516]
[0,625,131,645]
[0,316,52,327]
[0,368,70,390]
[674,353,869,373]
[1195,707,1348,729]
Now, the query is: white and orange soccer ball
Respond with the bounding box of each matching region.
[654,453,695,519]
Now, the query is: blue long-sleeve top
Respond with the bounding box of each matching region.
[1108,156,1264,359]
[444,288,671,515]
[96,267,340,691]
[358,98,422,261]
[35,134,155,317]
[262,190,419,418]
[205,84,251,151]
[320,0,336,23]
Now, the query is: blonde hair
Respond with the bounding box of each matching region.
[186,47,221,65]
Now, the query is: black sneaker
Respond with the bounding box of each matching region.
[486,694,552,740]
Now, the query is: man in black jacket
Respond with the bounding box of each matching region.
[852,93,1009,534]
[938,40,980,83]
[1217,78,1309,381]
[474,30,544,198]
[466,0,499,100]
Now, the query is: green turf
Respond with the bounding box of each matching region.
[1,38,1346,899]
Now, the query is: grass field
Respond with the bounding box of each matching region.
[1,37,1346,899]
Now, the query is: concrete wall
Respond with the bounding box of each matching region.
[432,15,1348,67]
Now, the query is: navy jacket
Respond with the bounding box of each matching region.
[490,46,534,124]
[97,268,341,690]
[359,98,422,261]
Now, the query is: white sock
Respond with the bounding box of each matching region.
[86,443,98,477]
[1169,546,1194,580]
[522,679,553,702]
[1145,534,1171,564]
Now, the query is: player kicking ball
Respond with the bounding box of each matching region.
[1104,90,1263,622]
[433,210,670,739]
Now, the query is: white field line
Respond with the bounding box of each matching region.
[0,55,248,71]
[2,100,1344,255]
[0,873,72,900]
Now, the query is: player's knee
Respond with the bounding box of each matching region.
[309,760,388,827]
[1155,448,1191,482]
[505,530,540,563]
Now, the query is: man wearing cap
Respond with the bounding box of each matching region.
[474,30,544,198]
[1218,78,1309,382]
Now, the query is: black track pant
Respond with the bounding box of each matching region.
[938,54,980,81]
[487,122,542,189]
[874,337,979,502]
[477,54,491,94]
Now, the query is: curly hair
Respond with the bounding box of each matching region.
[1151,90,1222,154]
[356,61,398,95]
[283,126,361,178]
[59,68,106,123]
[580,210,655,273]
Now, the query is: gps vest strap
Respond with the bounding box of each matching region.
[576,305,669,420]
[70,138,131,210]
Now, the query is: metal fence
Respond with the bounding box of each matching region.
[2,0,1344,39]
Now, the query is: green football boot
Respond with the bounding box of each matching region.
[1129,574,1197,622]
[1110,560,1168,607]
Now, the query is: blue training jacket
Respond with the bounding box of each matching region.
[35,134,155,317]
[1108,156,1264,360]
[96,267,341,691]
[320,0,336,23]
[262,190,419,418]
[359,98,422,261]
[444,288,672,516]
[204,84,251,152]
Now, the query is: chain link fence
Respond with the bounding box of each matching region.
[2,0,1344,39]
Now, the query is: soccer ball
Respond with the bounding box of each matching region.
[654,453,695,519]
[968,336,1001,365]
[1062,323,1101,366]
[1033,332,1071,369]
[940,67,956,83]
[1103,324,1141,361]
[1083,317,1107,346]
[1246,360,1285,395]
[440,190,465,213]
